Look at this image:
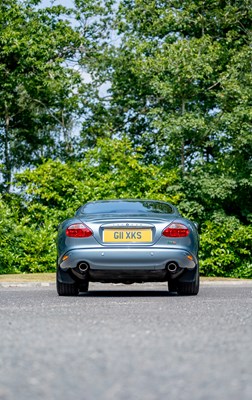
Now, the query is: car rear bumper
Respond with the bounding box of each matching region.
[58,247,197,271]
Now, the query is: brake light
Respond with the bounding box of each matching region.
[162,223,190,237]
[66,223,93,238]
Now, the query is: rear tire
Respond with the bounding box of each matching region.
[56,270,79,296]
[177,268,199,296]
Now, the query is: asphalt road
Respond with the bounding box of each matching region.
[0,282,252,400]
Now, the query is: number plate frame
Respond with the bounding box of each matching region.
[103,228,153,243]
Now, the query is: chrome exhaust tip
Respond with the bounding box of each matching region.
[167,262,178,273]
[78,262,89,273]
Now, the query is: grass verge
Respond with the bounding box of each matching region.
[0,273,55,282]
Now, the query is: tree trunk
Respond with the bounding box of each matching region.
[181,98,185,175]
[3,104,11,192]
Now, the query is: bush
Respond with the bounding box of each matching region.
[199,213,252,278]
[0,138,251,278]
[0,197,57,274]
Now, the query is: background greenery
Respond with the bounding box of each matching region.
[0,0,251,277]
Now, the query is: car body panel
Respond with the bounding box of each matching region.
[56,200,199,290]
[59,247,197,271]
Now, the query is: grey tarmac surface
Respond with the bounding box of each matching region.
[0,282,252,400]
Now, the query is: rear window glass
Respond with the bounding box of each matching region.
[79,200,174,215]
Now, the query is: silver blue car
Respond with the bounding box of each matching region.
[56,199,199,295]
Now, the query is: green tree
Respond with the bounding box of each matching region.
[79,0,252,222]
[0,0,82,191]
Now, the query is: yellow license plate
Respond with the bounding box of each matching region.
[103,228,152,243]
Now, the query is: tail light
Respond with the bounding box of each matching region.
[66,223,93,238]
[162,223,189,237]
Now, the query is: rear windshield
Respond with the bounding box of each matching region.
[79,200,174,215]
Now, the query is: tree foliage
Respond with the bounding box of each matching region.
[82,0,252,221]
[0,0,251,277]
[0,0,85,191]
